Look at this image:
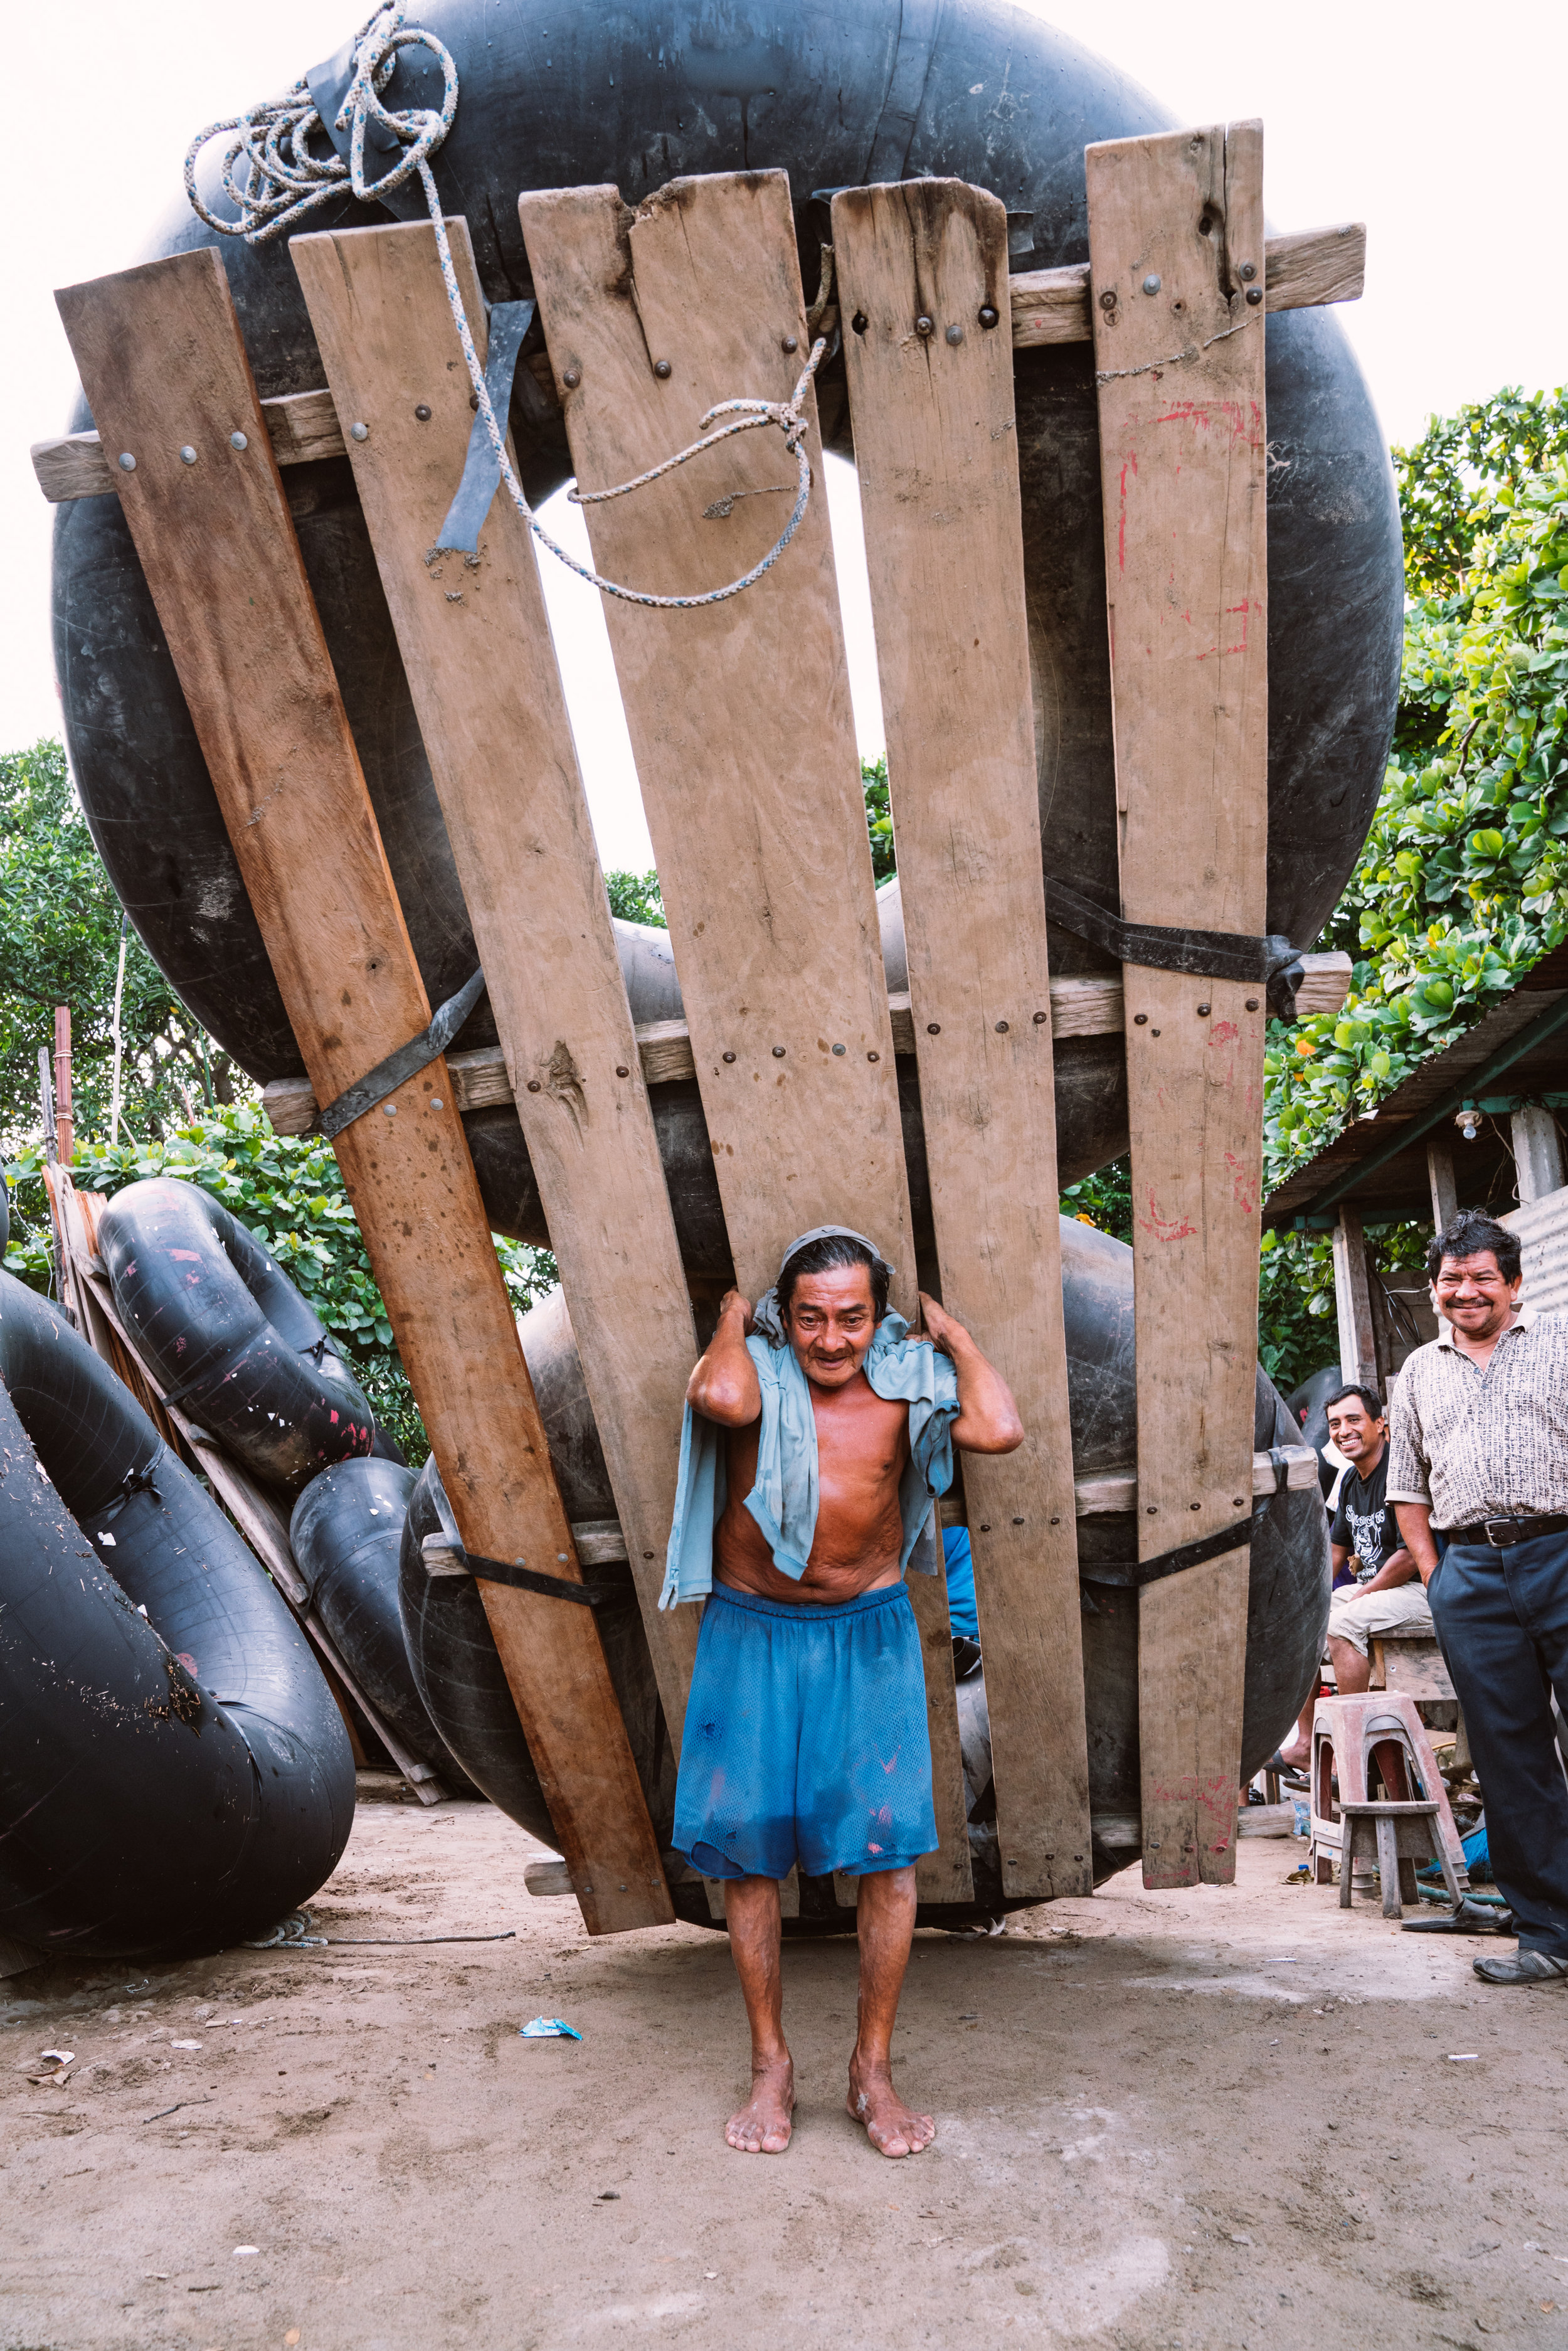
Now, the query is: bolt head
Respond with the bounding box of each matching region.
[782,334,798,353]
[1098,290,1117,311]
[851,310,869,335]
[995,1020,1009,1033]
[978,304,999,329]
[1134,1013,1148,1026]
[945,323,963,345]
[653,359,672,379]
[1142,273,1162,295]
[916,315,934,336]
[1245,997,1260,1012]
[867,1051,879,1063]
[1197,1003,1212,1017]
[350,422,369,442]
[415,403,432,421]
[771,1044,786,1058]
[117,452,136,472]
[526,1079,542,1092]
[230,431,248,452]
[1239,261,1258,282]
[926,1022,941,1036]
[832,1043,845,1056]
[721,1051,736,1064]
[615,1064,629,1078]
[1032,1011,1047,1024]
[179,445,198,466]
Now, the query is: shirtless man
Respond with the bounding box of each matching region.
[661,1226,1024,2159]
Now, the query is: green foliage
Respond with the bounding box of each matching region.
[1059,1157,1131,1244]
[1395,388,1568,601]
[862,757,896,884]
[0,740,240,1151]
[3,1108,557,1467]
[1266,399,1568,1196]
[604,869,666,928]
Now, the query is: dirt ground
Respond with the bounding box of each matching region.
[5,1795,1567,2351]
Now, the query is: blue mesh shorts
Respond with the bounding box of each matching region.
[673,1579,937,1881]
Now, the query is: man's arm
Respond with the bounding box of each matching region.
[918,1294,1024,1454]
[1354,1544,1418,1594]
[1393,1501,1441,1586]
[686,1291,762,1428]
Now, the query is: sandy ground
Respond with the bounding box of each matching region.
[5,1796,1567,2351]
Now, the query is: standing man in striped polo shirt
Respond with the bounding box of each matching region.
[1389,1210,1568,1983]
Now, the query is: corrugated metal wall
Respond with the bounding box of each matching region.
[1503,1182,1568,1317]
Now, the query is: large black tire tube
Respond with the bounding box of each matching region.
[97,1178,400,1495]
[51,0,1402,1234]
[0,1269,354,1958]
[289,1457,466,1785]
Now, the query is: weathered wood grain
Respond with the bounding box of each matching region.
[1086,122,1269,1890]
[55,247,669,1935]
[292,216,701,1754]
[834,178,1090,1903]
[519,171,967,1902]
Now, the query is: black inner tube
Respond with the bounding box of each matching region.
[0,1270,354,1959]
[98,1177,401,1493]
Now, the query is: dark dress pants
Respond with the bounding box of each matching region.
[1428,1529,1568,1955]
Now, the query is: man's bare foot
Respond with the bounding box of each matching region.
[726,2056,795,2153]
[847,2056,935,2158]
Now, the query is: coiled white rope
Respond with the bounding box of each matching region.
[184,7,824,609]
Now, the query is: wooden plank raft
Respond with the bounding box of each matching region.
[832,179,1091,1903]
[1086,122,1271,1888]
[517,169,972,1906]
[290,214,702,1755]
[55,248,670,1935]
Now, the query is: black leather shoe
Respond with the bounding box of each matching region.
[1402,1897,1514,1935]
[1474,1949,1568,1985]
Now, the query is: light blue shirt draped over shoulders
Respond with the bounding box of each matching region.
[659,1311,961,1608]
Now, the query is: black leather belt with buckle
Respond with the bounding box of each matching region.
[1444,1513,1568,1547]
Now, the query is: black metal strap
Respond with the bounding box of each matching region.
[462,1551,613,1608]
[319,969,485,1140]
[1046,879,1305,1019]
[436,301,538,553]
[1079,1503,1264,1591]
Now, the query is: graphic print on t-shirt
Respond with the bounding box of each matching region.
[1330,1451,1393,1582]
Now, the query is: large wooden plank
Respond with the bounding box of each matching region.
[519,171,968,1903]
[1086,123,1269,1889]
[833,180,1090,1903]
[55,249,670,1935]
[292,216,701,1748]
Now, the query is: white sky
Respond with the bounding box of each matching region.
[6,1,1562,874]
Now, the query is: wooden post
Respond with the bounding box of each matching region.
[1512,1106,1567,1206]
[831,178,1091,1903]
[291,215,702,1751]
[1087,123,1269,1887]
[519,171,971,1905]
[1332,1207,1379,1391]
[52,1007,73,1164]
[1426,1136,1459,1232]
[55,248,670,1936]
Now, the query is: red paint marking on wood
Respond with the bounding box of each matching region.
[1138,1190,1198,1244]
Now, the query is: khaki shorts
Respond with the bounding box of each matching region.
[1326,1578,1434,1657]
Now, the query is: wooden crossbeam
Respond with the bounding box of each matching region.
[290,215,702,1773]
[1086,123,1270,1889]
[54,248,670,1936]
[832,179,1091,1904]
[29,224,1363,504]
[517,170,971,1906]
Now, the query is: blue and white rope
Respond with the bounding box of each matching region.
[184,7,824,609]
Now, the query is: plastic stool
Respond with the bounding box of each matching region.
[1309,1692,1470,1916]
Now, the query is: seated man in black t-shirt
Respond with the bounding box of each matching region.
[1323,1384,1432,1695]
